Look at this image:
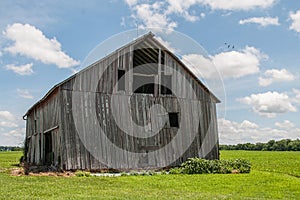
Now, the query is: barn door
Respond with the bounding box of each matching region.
[44,132,53,165]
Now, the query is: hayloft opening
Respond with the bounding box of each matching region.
[133,48,159,71]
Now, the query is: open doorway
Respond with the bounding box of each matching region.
[44,132,53,165]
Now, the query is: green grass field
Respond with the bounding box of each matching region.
[0,151,299,199]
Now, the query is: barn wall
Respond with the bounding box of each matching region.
[25,89,61,166]
[57,39,219,170]
[25,35,219,170]
[59,93,218,170]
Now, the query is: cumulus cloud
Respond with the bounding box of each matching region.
[292,88,300,105]
[259,68,295,86]
[0,111,15,121]
[200,0,276,11]
[4,63,33,75]
[182,46,265,79]
[219,118,300,144]
[275,120,295,129]
[125,0,138,6]
[0,121,18,128]
[238,91,297,118]
[239,17,280,26]
[166,0,202,22]
[3,23,80,68]
[182,54,215,79]
[129,2,177,31]
[2,128,26,146]
[0,110,25,146]
[3,128,25,138]
[0,111,17,128]
[124,1,276,30]
[289,10,300,33]
[17,89,34,99]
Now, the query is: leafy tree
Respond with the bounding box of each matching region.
[220,139,300,151]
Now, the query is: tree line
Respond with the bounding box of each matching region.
[220,139,300,151]
[0,146,23,151]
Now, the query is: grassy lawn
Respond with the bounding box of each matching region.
[0,151,299,199]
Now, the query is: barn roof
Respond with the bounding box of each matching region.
[23,32,220,119]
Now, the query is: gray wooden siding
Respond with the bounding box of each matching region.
[25,35,219,170]
[25,89,61,165]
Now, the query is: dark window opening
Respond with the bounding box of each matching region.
[117,69,125,91]
[169,112,179,128]
[161,75,172,95]
[161,50,165,65]
[34,120,37,133]
[39,136,41,162]
[133,75,155,94]
[134,83,155,94]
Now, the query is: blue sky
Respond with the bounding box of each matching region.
[0,0,299,146]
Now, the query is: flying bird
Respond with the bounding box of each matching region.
[225,42,234,49]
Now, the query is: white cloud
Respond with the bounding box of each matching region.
[289,10,300,33]
[182,54,215,79]
[259,69,295,87]
[3,128,25,138]
[2,128,26,146]
[219,118,300,144]
[238,91,297,118]
[275,120,295,129]
[292,88,300,106]
[240,120,259,129]
[4,63,33,75]
[3,23,80,68]
[182,46,265,79]
[212,46,265,78]
[0,111,17,128]
[0,111,15,121]
[130,2,177,31]
[125,0,138,6]
[17,89,34,99]
[124,0,275,31]
[0,110,25,146]
[0,121,18,128]
[239,17,280,26]
[201,0,276,11]
[166,0,201,22]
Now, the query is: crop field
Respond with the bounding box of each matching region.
[0,151,299,199]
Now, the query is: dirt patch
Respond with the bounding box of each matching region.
[10,162,75,177]
[10,168,75,177]
[27,171,75,177]
[10,168,24,176]
[231,169,240,174]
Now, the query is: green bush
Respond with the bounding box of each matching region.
[175,158,251,174]
[169,167,183,174]
[75,170,91,177]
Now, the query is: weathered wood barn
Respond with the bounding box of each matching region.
[23,32,220,170]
